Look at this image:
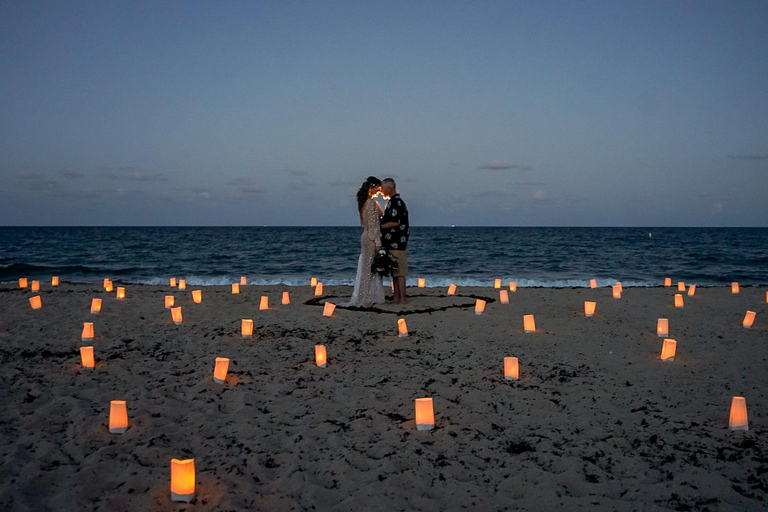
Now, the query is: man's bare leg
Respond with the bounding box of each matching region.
[392,277,401,304]
[396,276,406,304]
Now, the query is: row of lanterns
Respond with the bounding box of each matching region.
[16,276,763,293]
[30,278,762,337]
[18,277,768,310]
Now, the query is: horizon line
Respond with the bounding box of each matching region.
[1,225,767,229]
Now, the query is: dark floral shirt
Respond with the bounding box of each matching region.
[381,194,409,251]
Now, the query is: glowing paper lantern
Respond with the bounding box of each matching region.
[612,285,621,299]
[615,282,623,293]
[170,278,177,287]
[504,357,519,380]
[415,398,435,431]
[523,314,536,333]
[109,400,129,434]
[19,278,28,288]
[282,291,290,305]
[116,287,126,299]
[677,282,685,292]
[664,278,672,287]
[499,290,509,304]
[315,345,327,367]
[240,276,247,286]
[590,279,597,289]
[104,280,113,293]
[584,301,596,317]
[743,310,756,329]
[731,282,739,294]
[765,291,768,303]
[241,319,253,338]
[418,278,426,288]
[323,302,336,317]
[729,397,749,431]
[82,322,94,341]
[51,276,59,287]
[474,299,486,315]
[31,280,40,292]
[688,285,696,296]
[314,283,323,296]
[447,284,457,295]
[509,282,517,292]
[390,281,395,291]
[213,357,229,383]
[494,279,501,289]
[171,307,183,325]
[29,296,42,310]
[80,346,95,369]
[192,290,202,303]
[90,298,102,314]
[674,294,684,308]
[259,296,269,310]
[170,458,195,502]
[660,338,677,361]
[398,318,408,337]
[657,318,669,337]
[178,279,186,290]
[164,296,175,309]
[231,283,240,294]
[310,277,318,287]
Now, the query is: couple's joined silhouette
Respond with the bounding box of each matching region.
[341,176,409,307]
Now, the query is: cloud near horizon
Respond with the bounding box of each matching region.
[15,172,57,190]
[276,168,309,177]
[96,166,165,182]
[128,170,166,182]
[727,154,768,161]
[16,172,45,181]
[228,178,265,199]
[478,161,535,171]
[479,160,518,170]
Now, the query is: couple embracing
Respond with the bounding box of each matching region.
[342,176,409,308]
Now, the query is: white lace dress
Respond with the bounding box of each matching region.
[341,198,385,307]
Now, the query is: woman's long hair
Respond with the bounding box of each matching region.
[356,176,381,215]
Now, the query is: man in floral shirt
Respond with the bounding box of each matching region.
[380,178,409,304]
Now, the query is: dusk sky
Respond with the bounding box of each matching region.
[1,1,767,227]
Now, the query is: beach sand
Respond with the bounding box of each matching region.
[0,283,766,511]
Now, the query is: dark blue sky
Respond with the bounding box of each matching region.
[1,1,767,226]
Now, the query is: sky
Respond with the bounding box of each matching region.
[1,0,767,227]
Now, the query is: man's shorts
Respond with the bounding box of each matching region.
[389,250,408,277]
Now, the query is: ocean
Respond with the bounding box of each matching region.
[1,227,766,287]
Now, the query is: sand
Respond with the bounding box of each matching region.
[0,282,766,511]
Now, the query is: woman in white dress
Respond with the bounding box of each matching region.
[342,176,385,307]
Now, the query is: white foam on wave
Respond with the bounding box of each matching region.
[139,276,237,286]
[397,277,656,288]
[134,276,357,287]
[128,275,658,288]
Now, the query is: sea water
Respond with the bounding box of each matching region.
[1,227,766,287]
